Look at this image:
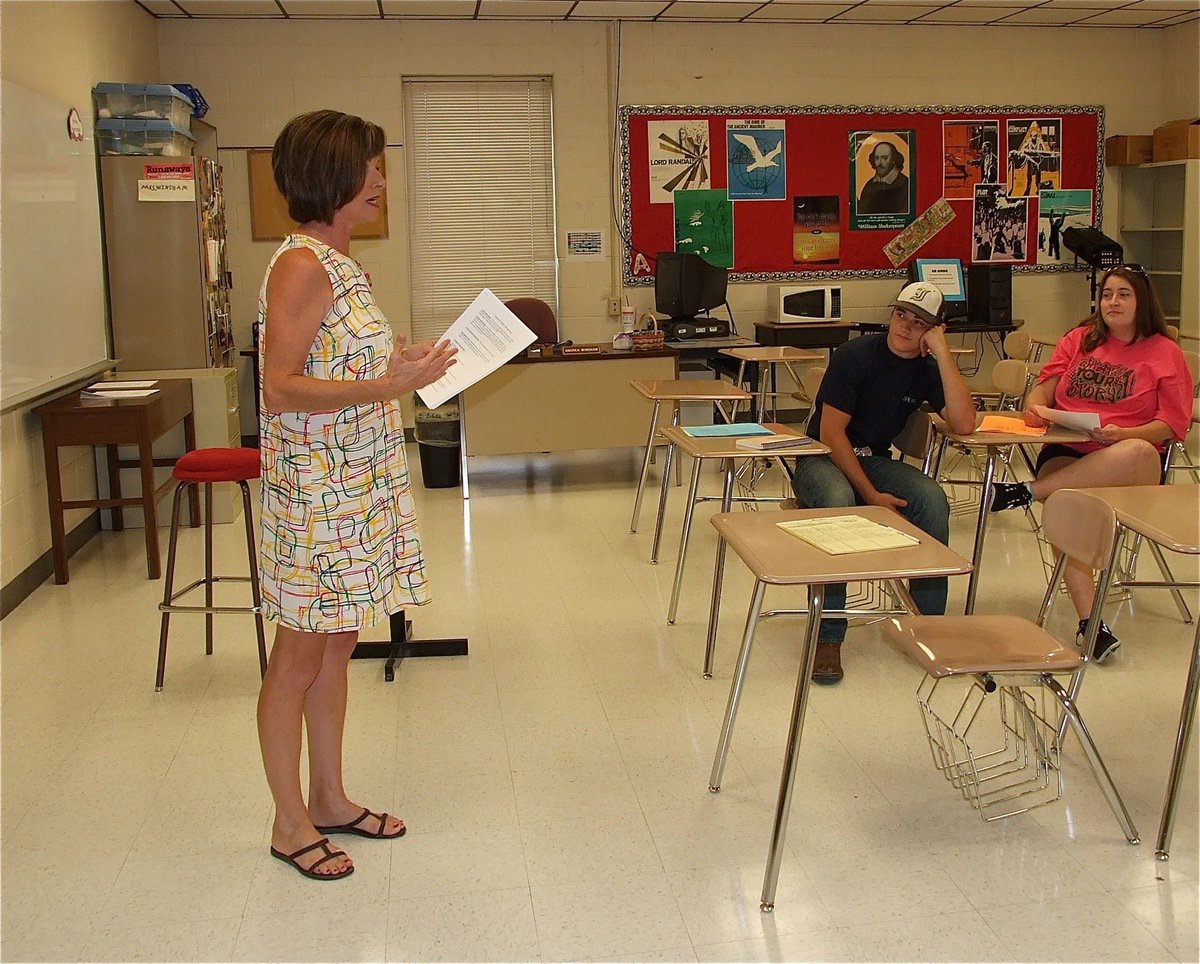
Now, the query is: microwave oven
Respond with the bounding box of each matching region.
[768,285,842,324]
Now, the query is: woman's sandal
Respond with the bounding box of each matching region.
[314,807,406,839]
[269,837,354,881]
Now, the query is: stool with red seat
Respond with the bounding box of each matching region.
[156,447,267,691]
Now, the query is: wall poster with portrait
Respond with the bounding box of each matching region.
[618,104,1103,285]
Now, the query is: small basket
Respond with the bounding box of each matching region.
[630,315,666,351]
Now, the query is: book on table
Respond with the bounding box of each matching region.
[681,422,773,438]
[776,514,920,554]
[735,431,818,450]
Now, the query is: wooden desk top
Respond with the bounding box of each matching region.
[630,379,751,402]
[756,320,858,332]
[33,378,194,445]
[718,346,824,363]
[1081,484,1200,554]
[508,345,676,365]
[932,411,1088,447]
[661,423,829,459]
[711,505,973,586]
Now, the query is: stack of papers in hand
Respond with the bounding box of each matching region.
[81,380,159,399]
[776,514,920,555]
[681,422,772,438]
[735,432,816,450]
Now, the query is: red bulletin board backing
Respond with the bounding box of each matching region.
[618,104,1104,285]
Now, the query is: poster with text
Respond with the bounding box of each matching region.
[673,188,734,268]
[1006,117,1061,198]
[793,195,840,264]
[1037,189,1093,266]
[972,183,1029,263]
[850,130,916,230]
[648,120,711,203]
[942,119,1000,199]
[726,118,786,201]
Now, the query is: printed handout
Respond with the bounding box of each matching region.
[1029,405,1100,433]
[416,289,537,409]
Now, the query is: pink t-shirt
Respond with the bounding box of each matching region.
[1037,326,1192,453]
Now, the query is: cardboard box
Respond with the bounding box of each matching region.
[1153,117,1200,162]
[1105,134,1154,166]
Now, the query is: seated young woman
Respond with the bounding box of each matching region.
[990,264,1192,663]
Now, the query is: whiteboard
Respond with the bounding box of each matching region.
[1,80,112,409]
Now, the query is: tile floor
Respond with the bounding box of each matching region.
[1,444,1197,962]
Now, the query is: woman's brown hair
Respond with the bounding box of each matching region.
[272,110,385,225]
[1078,264,1172,351]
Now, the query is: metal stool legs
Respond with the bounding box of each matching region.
[156,479,267,691]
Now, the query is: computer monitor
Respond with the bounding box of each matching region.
[654,251,728,321]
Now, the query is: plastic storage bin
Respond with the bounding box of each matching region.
[96,119,195,157]
[93,83,193,129]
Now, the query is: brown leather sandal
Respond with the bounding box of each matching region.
[269,837,354,880]
[314,807,406,839]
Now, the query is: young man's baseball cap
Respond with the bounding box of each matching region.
[890,281,945,326]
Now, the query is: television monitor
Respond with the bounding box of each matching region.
[654,251,728,321]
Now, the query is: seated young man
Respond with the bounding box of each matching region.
[792,281,977,684]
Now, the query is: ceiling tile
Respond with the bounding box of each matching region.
[476,0,576,16]
[567,1,672,18]
[997,6,1097,23]
[657,1,761,20]
[381,0,477,16]
[174,0,285,14]
[280,0,383,15]
[745,2,857,20]
[915,5,1027,24]
[830,3,949,22]
[1083,7,1196,22]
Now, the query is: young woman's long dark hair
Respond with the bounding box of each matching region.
[1078,264,1172,351]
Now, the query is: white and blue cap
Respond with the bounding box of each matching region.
[890,281,945,326]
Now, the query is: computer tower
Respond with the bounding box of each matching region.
[966,265,1012,327]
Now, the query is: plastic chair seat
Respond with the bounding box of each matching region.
[883,614,1082,677]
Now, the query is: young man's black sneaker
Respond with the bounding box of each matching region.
[990,481,1034,512]
[1078,617,1121,664]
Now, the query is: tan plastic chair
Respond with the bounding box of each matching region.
[893,408,933,465]
[792,365,826,409]
[881,489,1139,839]
[1003,329,1032,362]
[1163,350,1199,482]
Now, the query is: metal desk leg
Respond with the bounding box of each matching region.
[965,449,998,614]
[670,459,735,626]
[631,399,662,532]
[1156,619,1200,867]
[703,530,730,679]
[650,440,676,564]
[709,578,767,791]
[760,584,825,913]
[667,457,706,625]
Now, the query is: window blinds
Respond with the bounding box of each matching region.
[403,78,558,343]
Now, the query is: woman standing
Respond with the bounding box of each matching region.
[257,110,456,880]
[991,265,1191,663]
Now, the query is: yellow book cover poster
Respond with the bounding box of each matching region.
[792,195,840,264]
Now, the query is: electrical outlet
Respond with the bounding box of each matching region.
[607,297,621,317]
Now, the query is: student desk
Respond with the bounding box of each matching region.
[652,424,829,647]
[704,506,972,911]
[1083,484,1200,868]
[34,379,197,583]
[930,413,1087,613]
[459,346,677,497]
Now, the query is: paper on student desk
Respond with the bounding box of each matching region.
[82,389,159,399]
[415,289,537,409]
[776,514,920,555]
[977,414,1046,436]
[1032,406,1100,433]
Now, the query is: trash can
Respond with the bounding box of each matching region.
[414,400,461,488]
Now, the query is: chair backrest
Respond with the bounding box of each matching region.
[1181,349,1199,395]
[504,297,558,345]
[1003,330,1032,362]
[893,408,932,461]
[1042,489,1119,572]
[992,358,1030,402]
[799,366,826,406]
[1167,324,1181,342]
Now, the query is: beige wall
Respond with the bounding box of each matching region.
[2,3,1198,600]
[0,0,159,590]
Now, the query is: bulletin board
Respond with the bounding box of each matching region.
[618,104,1104,285]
